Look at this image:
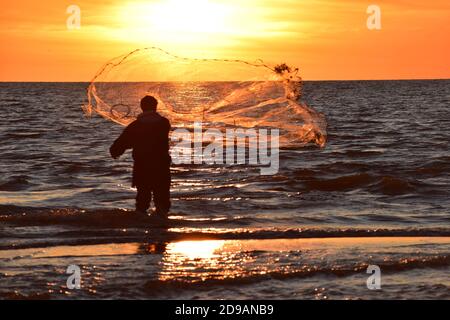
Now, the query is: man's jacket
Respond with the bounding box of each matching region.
[110,112,171,187]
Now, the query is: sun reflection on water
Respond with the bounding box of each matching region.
[158,240,237,282]
[166,240,225,259]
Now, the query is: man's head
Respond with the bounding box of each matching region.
[140,95,158,112]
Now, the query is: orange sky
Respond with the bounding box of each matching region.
[0,0,449,81]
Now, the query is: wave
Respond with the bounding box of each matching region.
[1,209,450,250]
[302,173,373,192]
[0,205,448,233]
[0,176,34,191]
[143,255,450,291]
[369,176,416,195]
[300,173,418,195]
[286,172,442,195]
[415,159,450,176]
[2,132,44,140]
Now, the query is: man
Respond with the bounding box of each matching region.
[110,95,171,219]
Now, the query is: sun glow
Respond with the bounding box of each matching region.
[117,0,235,46]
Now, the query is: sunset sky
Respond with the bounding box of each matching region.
[0,0,449,81]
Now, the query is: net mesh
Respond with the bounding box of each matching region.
[83,47,327,148]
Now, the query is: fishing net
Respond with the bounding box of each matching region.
[83,47,327,148]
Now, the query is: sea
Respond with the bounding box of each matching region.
[0,80,449,299]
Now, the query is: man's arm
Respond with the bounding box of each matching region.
[164,118,171,152]
[110,124,134,159]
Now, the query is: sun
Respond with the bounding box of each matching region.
[150,0,231,34]
[117,0,235,47]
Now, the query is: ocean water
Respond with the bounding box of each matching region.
[0,80,449,299]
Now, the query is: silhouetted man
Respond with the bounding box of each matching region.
[110,96,171,219]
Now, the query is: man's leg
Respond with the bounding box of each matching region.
[153,170,171,216]
[136,184,152,213]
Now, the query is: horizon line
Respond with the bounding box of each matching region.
[1,78,449,83]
